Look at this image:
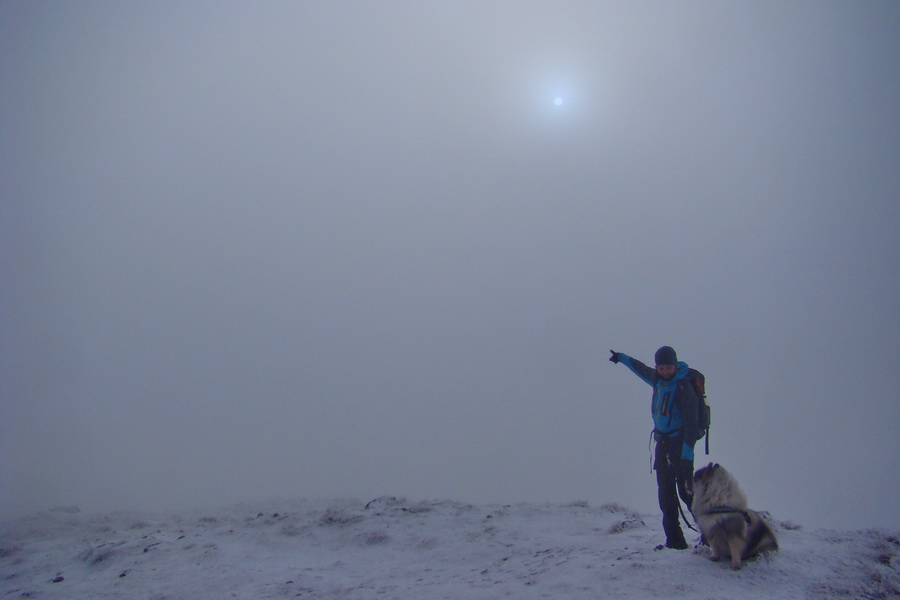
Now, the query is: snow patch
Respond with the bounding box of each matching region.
[1,498,897,599]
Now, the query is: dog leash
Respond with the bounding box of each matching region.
[650,433,701,532]
[678,498,699,532]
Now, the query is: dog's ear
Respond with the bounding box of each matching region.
[694,464,710,481]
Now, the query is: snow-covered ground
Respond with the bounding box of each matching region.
[2,497,897,599]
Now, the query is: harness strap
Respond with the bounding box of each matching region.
[652,427,683,440]
[702,506,752,524]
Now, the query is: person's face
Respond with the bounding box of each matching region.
[656,364,676,380]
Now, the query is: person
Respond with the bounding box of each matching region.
[609,346,700,550]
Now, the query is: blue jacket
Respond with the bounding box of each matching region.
[617,354,700,461]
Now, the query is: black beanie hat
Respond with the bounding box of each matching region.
[654,346,677,366]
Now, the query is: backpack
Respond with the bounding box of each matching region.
[686,368,711,455]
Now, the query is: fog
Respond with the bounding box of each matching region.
[2,1,898,530]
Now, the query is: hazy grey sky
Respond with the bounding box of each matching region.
[2,1,898,530]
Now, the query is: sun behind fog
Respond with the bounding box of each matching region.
[554,97,563,106]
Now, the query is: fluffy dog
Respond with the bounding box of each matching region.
[691,463,778,569]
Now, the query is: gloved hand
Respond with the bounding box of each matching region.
[681,442,695,462]
[678,460,695,508]
[609,350,620,364]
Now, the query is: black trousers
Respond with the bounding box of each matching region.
[654,435,693,544]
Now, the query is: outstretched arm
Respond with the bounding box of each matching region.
[611,351,658,387]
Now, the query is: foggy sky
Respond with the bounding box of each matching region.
[2,1,898,530]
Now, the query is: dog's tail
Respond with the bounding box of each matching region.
[742,512,779,560]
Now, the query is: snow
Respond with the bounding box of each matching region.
[2,497,898,600]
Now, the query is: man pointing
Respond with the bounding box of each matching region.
[609,346,700,550]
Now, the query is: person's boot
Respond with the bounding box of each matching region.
[661,518,688,549]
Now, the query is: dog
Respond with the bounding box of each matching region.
[691,463,778,569]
